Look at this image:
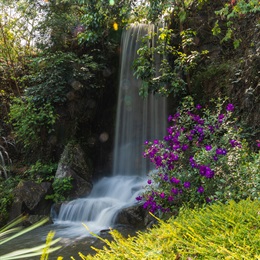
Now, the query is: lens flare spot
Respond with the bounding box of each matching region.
[113,22,118,31]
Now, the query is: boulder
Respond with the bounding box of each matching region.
[9,181,53,221]
[114,204,147,228]
[55,141,93,199]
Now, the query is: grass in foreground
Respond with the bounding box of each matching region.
[76,199,260,260]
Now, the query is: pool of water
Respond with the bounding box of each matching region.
[0,223,140,259]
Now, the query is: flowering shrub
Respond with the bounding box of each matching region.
[138,96,258,214]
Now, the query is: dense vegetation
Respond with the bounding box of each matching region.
[0,0,259,258]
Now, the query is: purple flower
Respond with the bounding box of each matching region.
[160,192,165,199]
[208,125,214,133]
[205,169,215,179]
[147,179,152,185]
[198,118,205,125]
[218,114,225,123]
[168,115,173,122]
[257,141,260,148]
[226,103,234,112]
[171,188,179,195]
[205,145,212,151]
[221,149,227,155]
[181,144,189,151]
[170,177,180,184]
[197,186,204,193]
[206,197,212,203]
[213,155,218,161]
[186,135,193,141]
[216,148,227,155]
[216,148,223,155]
[136,196,142,201]
[189,156,198,168]
[163,174,169,181]
[196,104,202,110]
[153,139,159,144]
[230,139,241,148]
[168,196,174,201]
[183,182,191,189]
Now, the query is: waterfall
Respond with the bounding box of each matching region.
[113,24,167,176]
[53,24,167,237]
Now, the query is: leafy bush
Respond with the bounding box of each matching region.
[137,96,259,214]
[79,199,260,259]
[24,52,100,105]
[25,160,58,182]
[8,97,57,151]
[45,177,73,203]
[0,177,20,224]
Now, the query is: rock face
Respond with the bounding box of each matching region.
[115,204,148,228]
[55,141,93,199]
[9,181,53,221]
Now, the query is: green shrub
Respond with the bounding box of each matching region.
[0,177,20,224]
[24,52,100,105]
[25,160,58,182]
[80,199,260,259]
[8,97,57,151]
[45,177,73,203]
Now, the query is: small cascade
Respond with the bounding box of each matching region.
[54,176,147,236]
[53,24,167,237]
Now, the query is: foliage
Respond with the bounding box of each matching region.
[132,1,211,96]
[24,51,100,105]
[75,0,132,46]
[0,177,18,224]
[78,199,260,259]
[25,160,58,182]
[137,96,259,215]
[45,177,73,203]
[0,216,61,259]
[131,0,259,96]
[8,97,57,150]
[0,0,40,98]
[212,0,260,48]
[133,27,188,97]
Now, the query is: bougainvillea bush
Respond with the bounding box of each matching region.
[137,96,260,215]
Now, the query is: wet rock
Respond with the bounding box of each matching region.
[9,181,53,221]
[55,141,93,199]
[114,204,147,228]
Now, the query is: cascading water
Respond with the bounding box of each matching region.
[53,24,167,237]
[113,24,167,176]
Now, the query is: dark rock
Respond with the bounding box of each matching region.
[55,141,93,199]
[9,181,53,221]
[114,204,147,228]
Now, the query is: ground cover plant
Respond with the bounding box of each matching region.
[137,96,260,215]
[75,199,260,259]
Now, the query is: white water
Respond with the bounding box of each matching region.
[53,24,167,237]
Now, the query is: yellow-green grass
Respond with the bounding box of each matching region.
[78,199,260,260]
